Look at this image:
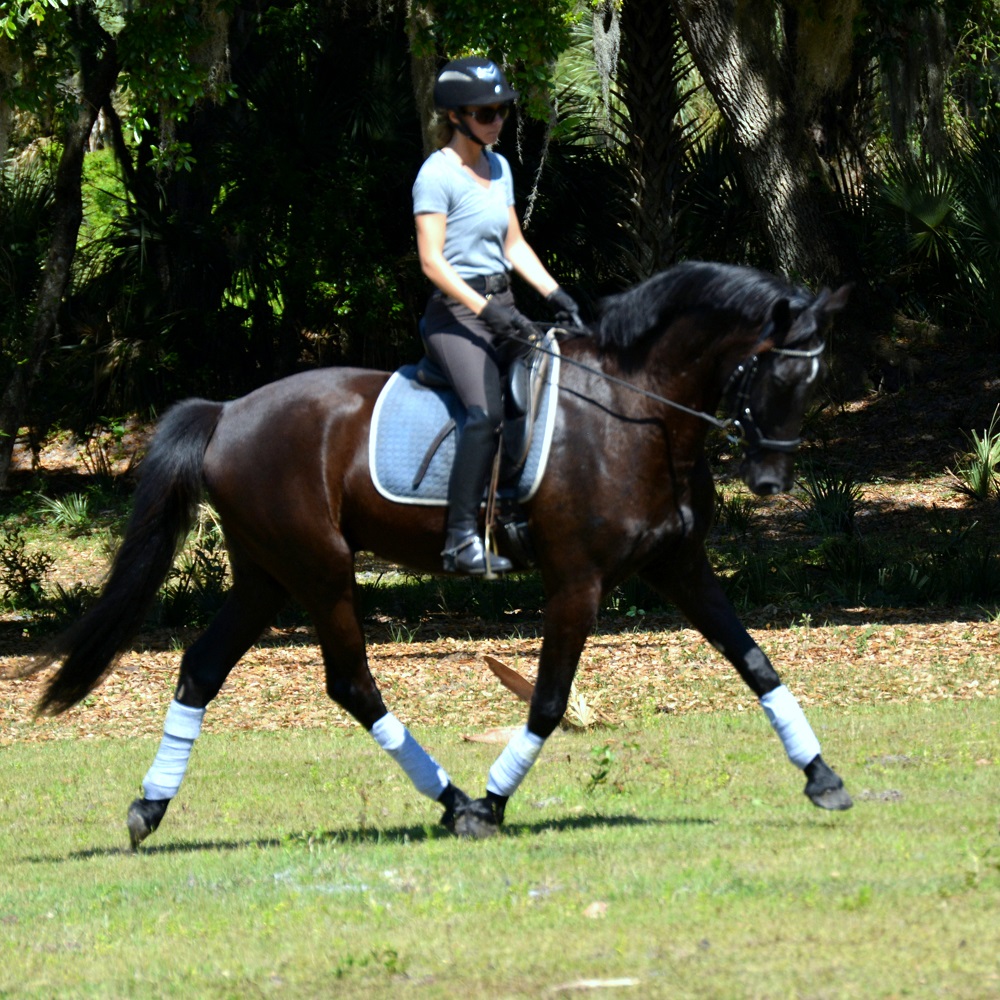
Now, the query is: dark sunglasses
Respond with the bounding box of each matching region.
[462,104,512,125]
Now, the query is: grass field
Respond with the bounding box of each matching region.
[2,258,999,998]
[2,698,997,998]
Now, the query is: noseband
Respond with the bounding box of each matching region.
[725,336,825,454]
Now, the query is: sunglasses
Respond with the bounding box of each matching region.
[462,104,512,125]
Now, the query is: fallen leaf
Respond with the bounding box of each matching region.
[483,655,535,703]
[461,726,523,745]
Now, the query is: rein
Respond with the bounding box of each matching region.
[519,327,734,431]
[509,324,825,449]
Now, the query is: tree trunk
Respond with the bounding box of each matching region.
[881,5,950,163]
[0,41,17,166]
[406,2,439,158]
[616,0,691,280]
[670,0,844,283]
[0,13,119,489]
[669,0,885,391]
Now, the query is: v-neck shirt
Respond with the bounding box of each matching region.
[412,148,515,278]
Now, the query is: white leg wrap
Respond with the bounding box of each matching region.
[486,725,545,797]
[760,684,821,769]
[371,712,449,800]
[142,700,206,801]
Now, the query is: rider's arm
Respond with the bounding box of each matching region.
[415,212,489,316]
[505,208,559,299]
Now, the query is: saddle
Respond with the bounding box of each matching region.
[410,344,551,484]
[368,331,561,565]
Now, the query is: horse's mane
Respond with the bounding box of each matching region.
[593,261,813,351]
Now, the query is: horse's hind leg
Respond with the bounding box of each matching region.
[300,570,470,832]
[642,555,852,811]
[127,562,288,849]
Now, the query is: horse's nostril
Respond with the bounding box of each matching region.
[744,470,788,496]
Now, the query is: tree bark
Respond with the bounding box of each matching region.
[0,41,17,166]
[0,12,119,489]
[670,0,844,284]
[406,2,439,158]
[616,0,691,280]
[669,0,885,391]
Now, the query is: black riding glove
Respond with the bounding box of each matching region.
[546,287,584,330]
[480,296,534,342]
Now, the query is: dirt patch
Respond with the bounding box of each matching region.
[3,609,998,746]
[2,339,999,743]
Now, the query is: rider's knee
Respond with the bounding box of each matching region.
[464,404,503,437]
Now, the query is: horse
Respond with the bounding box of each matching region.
[22,260,853,847]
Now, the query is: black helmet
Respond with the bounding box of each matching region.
[433,57,518,109]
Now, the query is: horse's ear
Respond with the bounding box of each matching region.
[770,298,792,337]
[823,282,853,313]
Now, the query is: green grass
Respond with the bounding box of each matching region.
[1,702,998,997]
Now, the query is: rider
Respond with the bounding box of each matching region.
[413,55,584,576]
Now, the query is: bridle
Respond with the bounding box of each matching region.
[723,330,826,454]
[510,320,826,454]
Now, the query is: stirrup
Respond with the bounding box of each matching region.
[442,532,512,576]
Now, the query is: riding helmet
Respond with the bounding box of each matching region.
[433,56,518,109]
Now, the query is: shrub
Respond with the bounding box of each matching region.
[949,404,1000,501]
[0,525,54,609]
[797,463,863,536]
[33,492,91,536]
[156,505,230,626]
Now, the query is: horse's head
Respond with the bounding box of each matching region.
[734,283,851,496]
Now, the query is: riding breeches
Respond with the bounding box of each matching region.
[420,289,518,428]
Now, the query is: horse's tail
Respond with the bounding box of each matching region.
[28,399,224,715]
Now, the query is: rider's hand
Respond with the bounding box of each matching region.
[546,287,584,330]
[479,296,534,342]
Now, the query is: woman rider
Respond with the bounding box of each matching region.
[413,56,584,576]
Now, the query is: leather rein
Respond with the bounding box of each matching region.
[511,322,826,453]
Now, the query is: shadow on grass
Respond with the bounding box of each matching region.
[26,812,716,862]
[502,812,716,836]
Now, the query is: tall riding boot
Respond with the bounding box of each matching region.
[442,406,513,575]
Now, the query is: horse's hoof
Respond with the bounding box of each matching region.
[452,796,502,839]
[438,783,472,835]
[127,797,169,851]
[809,785,854,810]
[803,755,853,811]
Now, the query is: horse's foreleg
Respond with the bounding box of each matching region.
[457,578,602,838]
[128,569,287,850]
[642,557,852,811]
[308,582,469,832]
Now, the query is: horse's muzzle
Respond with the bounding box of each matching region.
[741,453,795,496]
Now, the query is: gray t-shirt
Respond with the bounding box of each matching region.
[412,149,515,278]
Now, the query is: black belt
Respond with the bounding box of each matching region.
[465,272,510,294]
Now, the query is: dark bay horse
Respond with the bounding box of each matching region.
[24,261,852,846]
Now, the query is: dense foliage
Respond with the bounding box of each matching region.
[2,0,1000,445]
